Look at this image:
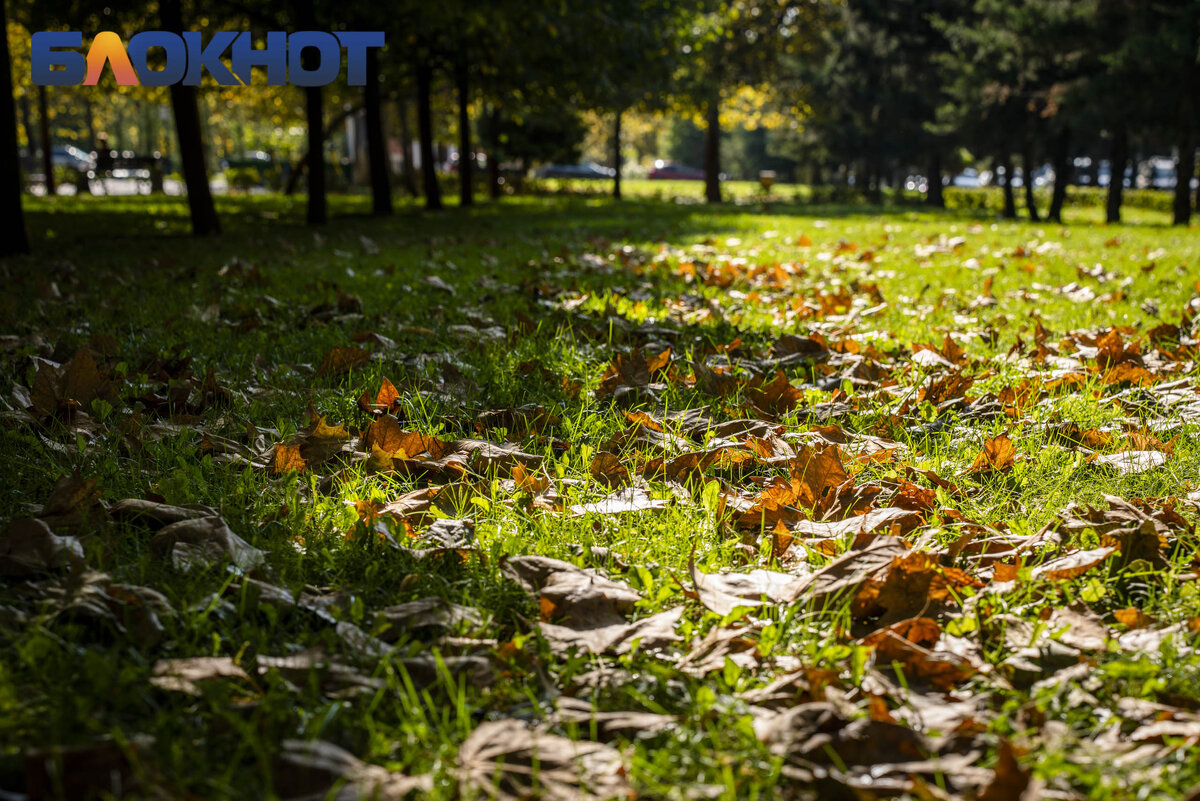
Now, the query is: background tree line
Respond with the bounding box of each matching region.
[3,0,1198,258]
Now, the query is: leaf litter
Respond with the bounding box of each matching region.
[4,211,1200,799]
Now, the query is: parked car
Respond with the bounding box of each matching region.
[648,160,705,180]
[52,144,96,173]
[536,162,615,180]
[21,144,95,174]
[949,168,982,188]
[1137,157,1176,190]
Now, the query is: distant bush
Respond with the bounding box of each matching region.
[943,185,1177,215]
[225,167,260,192]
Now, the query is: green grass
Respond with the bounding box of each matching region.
[2,190,1200,800]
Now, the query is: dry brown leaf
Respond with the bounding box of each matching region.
[150,515,266,571]
[568,487,669,517]
[588,452,630,488]
[1089,450,1167,475]
[512,461,550,494]
[861,618,977,689]
[970,434,1016,473]
[1114,608,1157,629]
[275,739,432,800]
[272,442,307,474]
[854,552,981,625]
[317,345,370,377]
[1031,546,1117,581]
[501,555,639,628]
[540,607,683,655]
[979,740,1040,801]
[358,376,401,415]
[150,657,251,695]
[456,720,631,801]
[688,551,808,616]
[0,518,85,575]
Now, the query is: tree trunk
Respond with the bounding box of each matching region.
[303,85,326,224]
[161,0,220,235]
[704,94,722,203]
[416,58,442,210]
[1173,105,1195,226]
[926,151,943,208]
[1000,154,1017,219]
[364,48,391,216]
[397,99,419,197]
[295,0,325,224]
[488,107,501,200]
[0,0,29,256]
[612,108,623,200]
[38,86,54,197]
[1106,124,1127,224]
[19,95,33,154]
[455,50,472,208]
[1047,126,1071,223]
[83,97,96,154]
[1022,139,1040,222]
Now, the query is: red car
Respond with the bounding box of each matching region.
[648,161,706,180]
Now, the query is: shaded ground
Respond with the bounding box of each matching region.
[2,192,1200,800]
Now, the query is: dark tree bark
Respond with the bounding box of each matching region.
[161,0,219,235]
[455,50,472,208]
[1173,103,1195,226]
[1000,154,1017,219]
[1021,139,1040,222]
[396,99,419,197]
[1047,126,1071,223]
[37,86,53,197]
[0,0,29,256]
[416,58,442,210]
[18,95,33,156]
[704,94,722,204]
[303,88,326,224]
[612,108,622,200]
[926,151,944,208]
[487,107,501,200]
[364,48,391,216]
[293,0,325,225]
[83,97,96,154]
[1106,124,1128,224]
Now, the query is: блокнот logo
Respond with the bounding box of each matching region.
[31,31,385,87]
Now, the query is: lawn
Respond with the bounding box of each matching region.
[2,190,1200,800]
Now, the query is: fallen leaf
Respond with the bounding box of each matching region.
[501,555,640,628]
[456,720,631,801]
[0,518,85,575]
[1089,450,1167,475]
[688,552,808,616]
[317,346,370,377]
[970,434,1016,473]
[150,515,266,571]
[1031,546,1117,581]
[569,487,669,517]
[275,739,432,800]
[149,657,251,695]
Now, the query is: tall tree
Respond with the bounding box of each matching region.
[414,56,441,210]
[682,0,818,203]
[364,47,392,216]
[455,48,473,207]
[161,0,221,235]
[294,0,326,224]
[1,0,30,255]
